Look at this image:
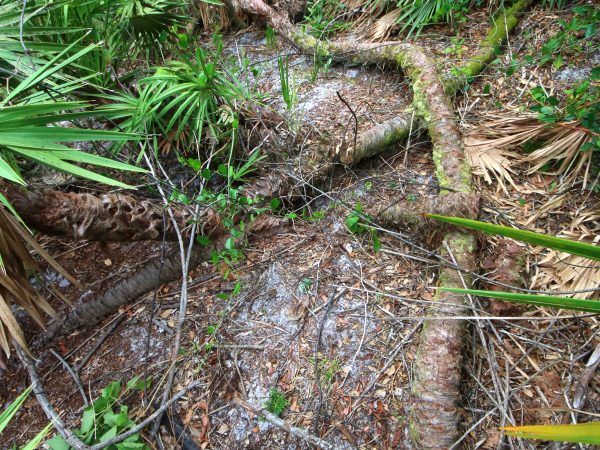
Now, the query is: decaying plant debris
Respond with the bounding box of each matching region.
[1,1,599,449]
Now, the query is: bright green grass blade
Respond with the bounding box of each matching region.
[0,127,137,142]
[0,26,88,36]
[0,42,85,52]
[0,387,32,434]
[440,288,600,313]
[501,422,600,444]
[427,215,600,261]
[2,37,97,105]
[20,422,53,450]
[0,155,26,185]
[0,102,87,121]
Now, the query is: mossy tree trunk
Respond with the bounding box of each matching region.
[234,1,484,446]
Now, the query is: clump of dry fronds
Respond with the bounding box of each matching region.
[0,207,76,360]
[464,112,595,191]
[528,209,600,299]
[534,250,600,300]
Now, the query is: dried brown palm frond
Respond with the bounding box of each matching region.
[196,2,231,30]
[524,194,566,226]
[464,134,520,194]
[0,207,77,358]
[522,125,592,186]
[367,9,401,41]
[464,111,595,189]
[535,249,600,300]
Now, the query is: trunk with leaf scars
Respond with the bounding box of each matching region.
[43,243,219,341]
[2,183,221,242]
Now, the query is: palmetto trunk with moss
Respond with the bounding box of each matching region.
[235,0,480,446]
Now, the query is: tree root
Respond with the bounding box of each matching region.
[409,232,477,449]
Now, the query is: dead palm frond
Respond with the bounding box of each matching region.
[464,111,596,189]
[0,206,79,358]
[536,250,600,300]
[464,133,520,194]
[367,9,401,41]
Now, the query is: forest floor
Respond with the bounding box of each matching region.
[1,4,599,449]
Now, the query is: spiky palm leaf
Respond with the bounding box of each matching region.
[116,0,185,44]
[0,12,143,357]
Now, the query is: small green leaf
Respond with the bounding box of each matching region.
[201,168,212,180]
[47,435,70,450]
[270,198,281,210]
[372,232,381,253]
[80,407,95,434]
[196,235,210,246]
[99,425,117,442]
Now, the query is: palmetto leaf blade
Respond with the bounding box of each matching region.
[427,215,600,261]
[501,422,600,444]
[439,288,600,314]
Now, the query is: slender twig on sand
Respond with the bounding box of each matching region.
[234,398,337,450]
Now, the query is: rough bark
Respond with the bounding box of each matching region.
[378,193,480,235]
[409,233,477,448]
[481,238,528,316]
[41,236,225,341]
[2,183,221,242]
[339,115,411,165]
[41,214,288,340]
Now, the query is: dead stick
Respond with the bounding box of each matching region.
[234,398,337,450]
[50,349,89,407]
[336,91,358,158]
[75,315,125,375]
[313,287,347,435]
[16,344,90,450]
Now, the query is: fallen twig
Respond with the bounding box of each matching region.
[234,398,338,450]
[17,339,201,450]
[50,349,89,407]
[75,315,126,376]
[313,287,347,435]
[16,344,89,450]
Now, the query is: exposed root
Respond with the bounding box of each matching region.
[377,193,480,236]
[409,232,477,449]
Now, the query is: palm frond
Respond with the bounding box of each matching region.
[464,111,595,188]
